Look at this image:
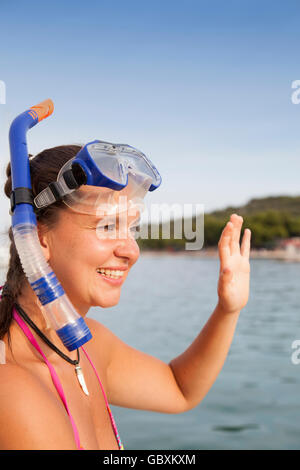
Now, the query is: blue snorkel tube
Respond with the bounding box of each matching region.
[9,99,92,351]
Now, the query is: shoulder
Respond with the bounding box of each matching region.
[84,317,125,368]
[0,362,40,396]
[85,317,117,342]
[0,364,77,449]
[0,364,47,418]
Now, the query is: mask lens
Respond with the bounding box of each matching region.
[87,142,159,186]
[120,148,157,181]
[87,143,125,184]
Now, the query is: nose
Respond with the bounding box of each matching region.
[113,236,140,262]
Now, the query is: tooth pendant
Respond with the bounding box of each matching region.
[75,365,89,396]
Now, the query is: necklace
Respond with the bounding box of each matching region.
[14,302,89,396]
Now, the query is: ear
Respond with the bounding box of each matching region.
[37,222,51,262]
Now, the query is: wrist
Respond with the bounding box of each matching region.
[216,301,241,316]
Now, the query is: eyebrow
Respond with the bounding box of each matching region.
[131,215,141,224]
[91,214,113,223]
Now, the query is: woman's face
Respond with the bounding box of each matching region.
[38,201,141,316]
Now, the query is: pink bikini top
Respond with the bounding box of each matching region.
[8,303,124,450]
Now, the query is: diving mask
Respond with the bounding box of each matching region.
[33,140,162,216]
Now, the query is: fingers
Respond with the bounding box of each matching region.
[218,220,233,266]
[241,228,251,258]
[230,214,243,254]
[219,213,251,266]
[230,213,251,258]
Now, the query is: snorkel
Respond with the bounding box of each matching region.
[9,99,92,351]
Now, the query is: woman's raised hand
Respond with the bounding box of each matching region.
[217,214,251,314]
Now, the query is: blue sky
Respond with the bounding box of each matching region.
[0,0,300,229]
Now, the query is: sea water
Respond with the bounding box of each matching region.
[90,255,300,450]
[2,255,299,449]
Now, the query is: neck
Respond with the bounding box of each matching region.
[15,282,80,362]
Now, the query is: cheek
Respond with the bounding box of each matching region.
[67,231,115,270]
[49,231,92,272]
[69,231,109,265]
[50,228,141,275]
[85,237,113,265]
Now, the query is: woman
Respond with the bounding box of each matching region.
[0,145,251,450]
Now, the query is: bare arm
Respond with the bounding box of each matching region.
[95,214,250,413]
[169,214,251,408]
[169,304,240,409]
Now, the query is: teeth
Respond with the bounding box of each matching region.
[97,268,125,279]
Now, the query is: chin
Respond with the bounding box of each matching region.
[94,296,121,308]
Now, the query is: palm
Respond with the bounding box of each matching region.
[217,214,251,314]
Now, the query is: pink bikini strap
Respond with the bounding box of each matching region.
[12,308,82,450]
[81,346,124,450]
[0,285,123,450]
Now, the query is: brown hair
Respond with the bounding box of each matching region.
[0,145,82,343]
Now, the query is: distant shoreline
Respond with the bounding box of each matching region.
[0,248,299,270]
[140,248,300,262]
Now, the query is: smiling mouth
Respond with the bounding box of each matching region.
[96,268,125,279]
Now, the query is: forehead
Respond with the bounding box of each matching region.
[67,184,144,216]
[69,202,142,222]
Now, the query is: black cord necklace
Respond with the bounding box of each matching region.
[14,302,89,395]
[14,302,80,365]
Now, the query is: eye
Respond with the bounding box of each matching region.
[97,223,116,231]
[130,224,140,232]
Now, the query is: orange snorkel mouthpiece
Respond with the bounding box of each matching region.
[28,99,54,123]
